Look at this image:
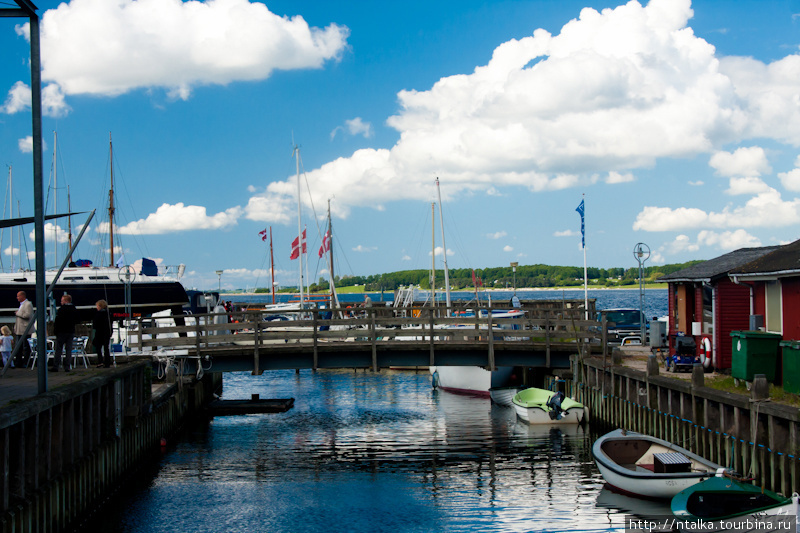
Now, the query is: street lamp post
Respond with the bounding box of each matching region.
[633,243,650,344]
[216,269,223,292]
[510,262,518,294]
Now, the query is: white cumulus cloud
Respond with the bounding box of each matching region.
[634,189,800,231]
[709,146,771,178]
[554,229,578,237]
[778,155,800,192]
[104,203,243,235]
[30,0,349,99]
[245,0,800,227]
[665,229,761,253]
[331,117,374,139]
[606,171,635,184]
[2,81,30,114]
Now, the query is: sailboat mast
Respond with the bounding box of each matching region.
[294,145,304,304]
[108,133,115,267]
[436,178,452,316]
[327,200,339,309]
[16,200,22,270]
[269,226,275,305]
[52,130,57,266]
[431,202,436,308]
[8,166,12,272]
[67,186,73,262]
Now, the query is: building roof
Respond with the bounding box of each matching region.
[728,238,800,277]
[658,246,781,283]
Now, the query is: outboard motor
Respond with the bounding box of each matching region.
[547,391,565,420]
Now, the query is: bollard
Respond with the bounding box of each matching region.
[692,363,704,388]
[647,355,659,376]
[751,374,769,400]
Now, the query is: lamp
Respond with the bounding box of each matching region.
[510,262,518,293]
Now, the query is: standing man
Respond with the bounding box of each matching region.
[14,290,33,367]
[52,293,78,372]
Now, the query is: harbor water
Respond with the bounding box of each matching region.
[227,288,669,321]
[83,370,672,533]
[82,289,670,532]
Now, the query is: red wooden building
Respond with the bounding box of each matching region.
[658,245,779,370]
[728,239,800,343]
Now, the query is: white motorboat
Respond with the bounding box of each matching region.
[592,429,728,499]
[511,387,586,424]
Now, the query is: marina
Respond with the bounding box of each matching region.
[4,0,800,531]
[0,287,799,532]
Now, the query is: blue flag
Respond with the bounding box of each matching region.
[576,199,585,248]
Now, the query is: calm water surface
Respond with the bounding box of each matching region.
[227,288,668,321]
[85,369,671,533]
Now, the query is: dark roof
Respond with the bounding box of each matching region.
[729,238,800,276]
[658,245,781,282]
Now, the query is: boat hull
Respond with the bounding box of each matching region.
[431,366,514,397]
[0,270,188,323]
[513,403,585,424]
[511,387,585,424]
[671,475,799,530]
[489,385,522,407]
[592,429,726,499]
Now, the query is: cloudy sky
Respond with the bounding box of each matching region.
[2,0,800,290]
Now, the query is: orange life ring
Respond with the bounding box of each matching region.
[699,337,712,368]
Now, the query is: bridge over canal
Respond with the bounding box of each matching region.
[127,305,608,375]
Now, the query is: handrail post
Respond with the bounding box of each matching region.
[252,314,261,375]
[601,312,608,361]
[545,311,551,368]
[370,307,378,372]
[312,308,318,371]
[429,307,435,366]
[195,318,202,361]
[487,308,495,371]
[135,315,142,349]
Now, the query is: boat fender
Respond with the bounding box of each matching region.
[700,337,712,368]
[431,370,439,389]
[546,391,565,420]
[714,467,729,477]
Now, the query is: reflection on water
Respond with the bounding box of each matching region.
[83,370,643,533]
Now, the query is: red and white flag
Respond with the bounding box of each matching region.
[318,230,331,258]
[258,228,267,242]
[471,269,483,287]
[290,229,307,260]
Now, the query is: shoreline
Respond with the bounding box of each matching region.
[222,285,668,296]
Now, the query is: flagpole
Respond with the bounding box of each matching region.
[269,227,275,304]
[582,194,588,320]
[294,144,305,304]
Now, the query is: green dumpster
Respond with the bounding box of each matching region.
[730,330,782,382]
[780,340,800,394]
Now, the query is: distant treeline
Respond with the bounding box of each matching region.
[256,261,702,293]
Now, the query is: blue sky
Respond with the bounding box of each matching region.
[2,0,800,291]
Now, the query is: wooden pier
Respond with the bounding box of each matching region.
[128,305,606,373]
[573,353,800,497]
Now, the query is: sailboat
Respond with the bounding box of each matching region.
[0,134,188,323]
[427,178,523,397]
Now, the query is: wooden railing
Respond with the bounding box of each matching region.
[128,306,607,359]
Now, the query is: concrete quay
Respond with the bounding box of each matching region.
[0,359,220,533]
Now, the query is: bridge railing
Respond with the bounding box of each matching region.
[129,305,607,358]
